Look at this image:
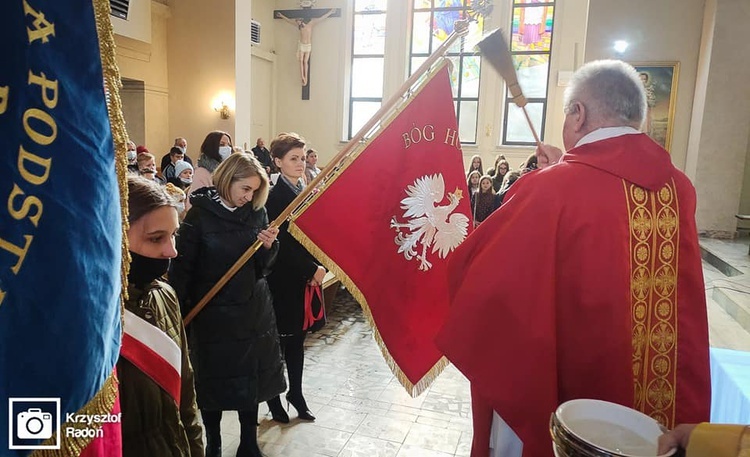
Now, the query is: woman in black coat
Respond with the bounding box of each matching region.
[264,132,326,423]
[169,153,285,457]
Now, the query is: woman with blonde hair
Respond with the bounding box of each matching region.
[169,152,285,457]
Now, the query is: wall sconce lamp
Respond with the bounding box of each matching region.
[212,94,234,120]
[215,101,230,119]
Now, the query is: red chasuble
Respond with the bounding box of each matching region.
[436,133,710,457]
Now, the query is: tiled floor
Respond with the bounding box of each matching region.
[210,237,750,456]
[216,293,473,457]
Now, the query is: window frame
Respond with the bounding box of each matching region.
[501,0,556,146]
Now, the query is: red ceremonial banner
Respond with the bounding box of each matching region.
[289,63,471,394]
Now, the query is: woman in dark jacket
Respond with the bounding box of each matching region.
[169,153,285,457]
[119,175,204,457]
[264,133,326,423]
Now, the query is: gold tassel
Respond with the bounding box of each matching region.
[31,372,119,457]
[92,0,131,311]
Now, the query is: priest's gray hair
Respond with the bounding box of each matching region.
[563,60,647,129]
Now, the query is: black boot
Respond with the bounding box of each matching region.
[202,410,222,457]
[237,408,265,457]
[286,392,315,421]
[266,396,289,423]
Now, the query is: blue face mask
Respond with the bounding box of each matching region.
[218,145,232,160]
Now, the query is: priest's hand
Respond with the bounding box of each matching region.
[536,143,563,169]
[657,423,697,454]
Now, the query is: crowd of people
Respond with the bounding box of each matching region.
[466,153,536,227]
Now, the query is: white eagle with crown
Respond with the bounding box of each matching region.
[390,174,469,271]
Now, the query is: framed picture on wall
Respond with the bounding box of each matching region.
[630,62,680,152]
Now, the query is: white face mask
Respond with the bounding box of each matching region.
[175,202,185,214]
[127,151,137,162]
[218,145,232,160]
[178,146,186,155]
[180,177,193,185]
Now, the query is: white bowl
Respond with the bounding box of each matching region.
[553,399,676,457]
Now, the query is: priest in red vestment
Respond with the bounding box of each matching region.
[436,60,711,457]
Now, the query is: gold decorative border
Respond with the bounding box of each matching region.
[31,372,119,457]
[31,2,128,455]
[288,61,454,397]
[626,179,680,428]
[290,222,448,397]
[93,0,131,308]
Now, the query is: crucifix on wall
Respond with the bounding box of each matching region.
[274,6,341,100]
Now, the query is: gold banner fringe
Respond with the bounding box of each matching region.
[289,223,449,397]
[31,372,119,457]
[93,0,131,309]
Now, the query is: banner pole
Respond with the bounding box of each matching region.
[184,21,470,326]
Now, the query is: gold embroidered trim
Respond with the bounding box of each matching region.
[31,372,119,457]
[93,0,130,310]
[626,179,680,428]
[289,222,448,397]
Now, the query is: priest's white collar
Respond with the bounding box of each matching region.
[575,126,641,148]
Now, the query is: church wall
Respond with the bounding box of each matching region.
[584,0,706,172]
[166,0,236,157]
[689,0,750,235]
[272,0,347,162]
[114,1,171,159]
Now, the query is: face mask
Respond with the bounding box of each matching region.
[128,251,170,287]
[218,145,232,160]
[175,202,185,214]
[127,150,137,162]
[180,177,193,185]
[178,146,186,155]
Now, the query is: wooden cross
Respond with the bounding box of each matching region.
[274,7,341,100]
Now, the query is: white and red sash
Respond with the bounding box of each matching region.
[121,309,182,406]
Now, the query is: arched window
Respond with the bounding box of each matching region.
[410,0,485,144]
[502,0,556,145]
[348,0,388,139]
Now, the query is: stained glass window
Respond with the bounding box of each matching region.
[348,1,388,138]
[410,0,484,144]
[502,0,555,145]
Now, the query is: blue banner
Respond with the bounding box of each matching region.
[0,0,122,454]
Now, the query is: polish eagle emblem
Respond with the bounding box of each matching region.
[389,174,469,271]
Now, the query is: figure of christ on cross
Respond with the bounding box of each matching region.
[276,8,336,87]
